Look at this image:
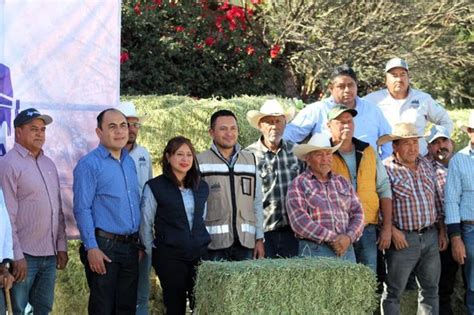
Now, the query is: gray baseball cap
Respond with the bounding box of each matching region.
[385,57,409,72]
[425,125,451,143]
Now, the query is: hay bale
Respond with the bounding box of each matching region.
[194,257,377,315]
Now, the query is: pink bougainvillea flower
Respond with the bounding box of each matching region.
[270,44,281,58]
[134,2,142,15]
[120,51,130,64]
[153,0,163,5]
[175,25,185,32]
[204,36,216,46]
[195,43,204,50]
[246,44,255,56]
[251,0,262,4]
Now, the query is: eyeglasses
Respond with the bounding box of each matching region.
[128,122,141,128]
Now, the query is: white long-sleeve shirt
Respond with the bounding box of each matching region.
[364,87,453,156]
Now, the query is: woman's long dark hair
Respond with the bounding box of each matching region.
[161,136,200,190]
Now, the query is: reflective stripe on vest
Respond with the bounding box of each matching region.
[241,223,256,234]
[206,224,230,235]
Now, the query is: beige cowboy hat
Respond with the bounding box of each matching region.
[460,110,474,133]
[377,122,422,146]
[246,99,296,129]
[293,133,342,160]
[117,101,146,122]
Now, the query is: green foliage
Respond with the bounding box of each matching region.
[194,258,378,314]
[121,1,284,98]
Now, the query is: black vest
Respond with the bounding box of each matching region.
[147,175,210,260]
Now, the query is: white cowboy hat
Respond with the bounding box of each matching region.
[293,133,342,160]
[425,125,451,144]
[117,101,146,121]
[460,110,474,133]
[246,99,296,129]
[377,122,421,146]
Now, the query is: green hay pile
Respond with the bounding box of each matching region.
[194,257,377,315]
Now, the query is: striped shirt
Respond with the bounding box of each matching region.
[286,169,364,243]
[246,138,304,232]
[426,156,448,205]
[384,155,441,231]
[445,146,474,226]
[0,143,67,260]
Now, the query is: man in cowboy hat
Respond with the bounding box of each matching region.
[286,133,364,261]
[444,110,474,313]
[117,101,153,315]
[284,64,392,159]
[246,99,304,258]
[378,122,446,315]
[365,57,453,156]
[327,104,393,272]
[425,125,461,314]
[198,109,265,261]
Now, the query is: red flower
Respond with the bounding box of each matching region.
[246,45,255,56]
[204,36,216,46]
[234,47,242,54]
[175,25,185,32]
[270,44,281,58]
[153,0,163,5]
[120,51,130,64]
[218,0,230,11]
[133,2,142,15]
[215,15,225,32]
[195,43,204,50]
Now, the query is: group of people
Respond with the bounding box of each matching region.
[0,56,472,315]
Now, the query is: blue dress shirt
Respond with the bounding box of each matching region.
[445,145,474,234]
[283,96,393,159]
[73,144,141,250]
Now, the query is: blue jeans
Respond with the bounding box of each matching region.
[207,243,253,261]
[463,223,474,314]
[298,240,356,262]
[381,227,440,315]
[11,254,57,315]
[264,228,298,258]
[353,224,377,272]
[136,252,151,315]
[79,236,139,315]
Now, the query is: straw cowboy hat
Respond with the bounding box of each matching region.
[293,133,342,160]
[377,122,422,146]
[117,101,146,121]
[460,110,474,133]
[246,99,296,129]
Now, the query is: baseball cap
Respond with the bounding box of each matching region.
[327,104,358,121]
[14,108,53,128]
[385,58,409,72]
[425,125,451,144]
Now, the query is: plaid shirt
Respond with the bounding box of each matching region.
[384,155,442,231]
[426,155,448,206]
[286,169,364,243]
[246,138,304,232]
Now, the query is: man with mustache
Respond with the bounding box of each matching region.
[365,57,453,156]
[425,125,460,314]
[327,105,393,272]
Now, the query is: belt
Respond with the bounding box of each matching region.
[405,225,435,234]
[463,220,474,225]
[95,229,139,244]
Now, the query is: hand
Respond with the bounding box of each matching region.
[87,248,112,275]
[253,239,265,259]
[330,234,351,257]
[12,258,27,282]
[451,236,466,265]
[391,226,408,250]
[0,268,15,290]
[438,231,448,252]
[56,251,68,270]
[377,225,392,250]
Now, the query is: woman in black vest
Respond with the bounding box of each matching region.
[140,136,210,315]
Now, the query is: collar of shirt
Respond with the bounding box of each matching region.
[211,142,241,165]
[97,143,129,160]
[256,136,286,154]
[389,153,423,169]
[13,142,44,158]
